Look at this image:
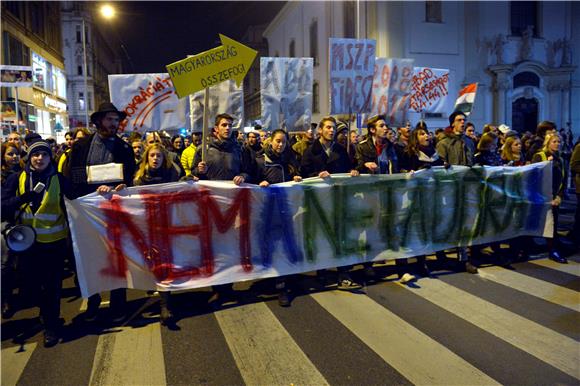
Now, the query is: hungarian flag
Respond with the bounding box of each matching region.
[454,83,478,115]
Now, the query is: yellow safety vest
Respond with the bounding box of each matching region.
[57,148,71,173]
[18,172,68,243]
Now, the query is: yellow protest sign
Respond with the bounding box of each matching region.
[166,34,257,99]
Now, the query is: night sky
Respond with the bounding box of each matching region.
[96,1,285,73]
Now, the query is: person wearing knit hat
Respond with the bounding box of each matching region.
[1,138,73,348]
[25,140,52,161]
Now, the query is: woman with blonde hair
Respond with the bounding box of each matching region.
[134,143,184,186]
[532,133,567,263]
[133,143,188,324]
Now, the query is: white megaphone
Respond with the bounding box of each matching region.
[2,225,36,252]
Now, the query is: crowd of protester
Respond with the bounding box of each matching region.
[1,102,579,348]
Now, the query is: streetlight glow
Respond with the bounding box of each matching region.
[100,4,115,19]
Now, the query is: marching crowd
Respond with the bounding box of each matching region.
[1,101,579,348]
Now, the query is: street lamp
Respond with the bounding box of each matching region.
[80,4,116,128]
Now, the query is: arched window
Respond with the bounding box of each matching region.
[513,71,540,88]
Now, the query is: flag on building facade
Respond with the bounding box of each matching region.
[454,83,478,115]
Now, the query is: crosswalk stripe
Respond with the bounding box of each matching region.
[311,290,500,385]
[529,259,580,276]
[403,278,580,379]
[1,342,37,386]
[89,324,166,386]
[214,302,329,386]
[478,266,580,312]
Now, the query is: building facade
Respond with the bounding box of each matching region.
[263,1,579,135]
[60,1,124,129]
[1,1,68,140]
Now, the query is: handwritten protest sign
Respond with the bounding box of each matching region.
[108,73,189,133]
[166,34,257,98]
[67,163,553,298]
[260,57,313,131]
[409,67,450,113]
[369,58,414,125]
[329,38,376,114]
[190,80,244,132]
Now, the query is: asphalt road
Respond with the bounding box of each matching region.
[2,252,579,386]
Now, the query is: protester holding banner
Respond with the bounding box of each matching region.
[1,140,73,347]
[300,116,363,290]
[255,129,302,306]
[532,133,567,264]
[63,102,136,323]
[193,113,256,305]
[355,115,398,175]
[436,111,478,274]
[399,121,442,172]
[143,131,183,174]
[132,143,191,324]
[193,113,256,185]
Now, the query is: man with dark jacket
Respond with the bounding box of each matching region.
[355,115,399,174]
[193,113,255,184]
[435,111,478,274]
[300,116,363,291]
[63,102,136,322]
[301,116,358,178]
[192,113,256,307]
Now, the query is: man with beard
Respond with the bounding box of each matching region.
[63,102,136,322]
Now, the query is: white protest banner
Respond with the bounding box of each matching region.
[67,163,553,298]
[0,65,33,87]
[190,80,244,131]
[108,73,189,133]
[369,58,414,125]
[409,67,450,113]
[329,38,376,115]
[260,57,313,131]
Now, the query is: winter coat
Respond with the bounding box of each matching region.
[436,128,475,166]
[355,137,399,174]
[62,133,136,198]
[192,137,256,182]
[300,139,353,177]
[256,146,300,184]
[399,145,442,172]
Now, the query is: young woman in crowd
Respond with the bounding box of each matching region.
[133,143,188,324]
[255,129,302,306]
[501,136,526,166]
[399,122,442,172]
[532,133,567,263]
[1,140,72,347]
[2,142,22,186]
[1,141,23,320]
[398,124,443,277]
[170,135,184,157]
[474,132,502,166]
